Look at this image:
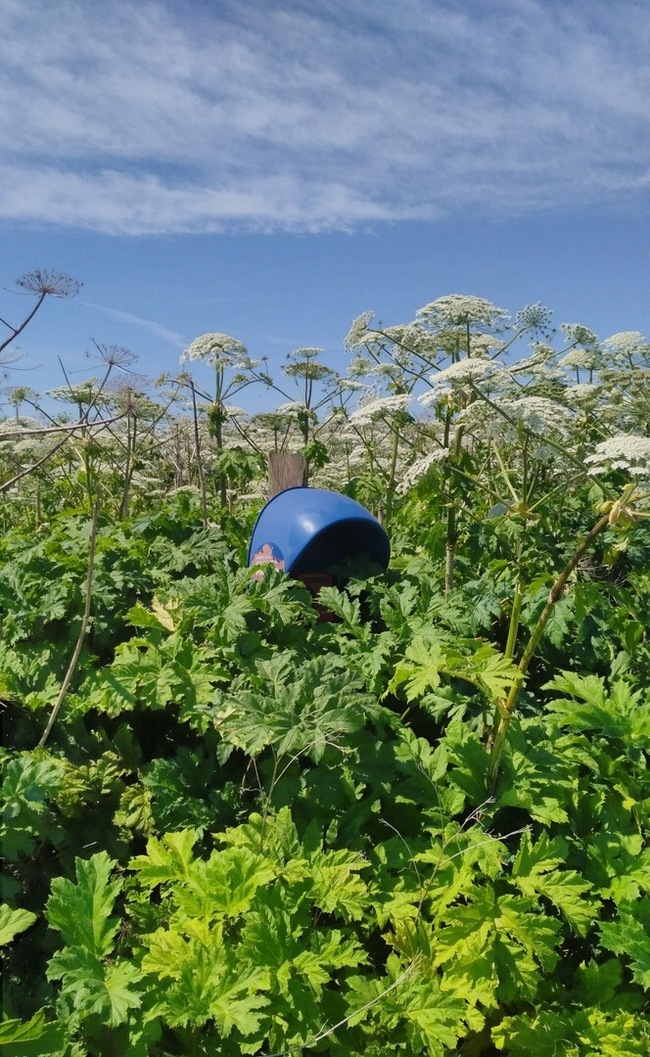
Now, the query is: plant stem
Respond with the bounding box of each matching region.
[384,424,401,523]
[443,426,465,593]
[38,502,100,748]
[0,291,46,354]
[444,504,457,594]
[505,577,523,662]
[487,510,611,788]
[120,405,134,519]
[188,380,208,527]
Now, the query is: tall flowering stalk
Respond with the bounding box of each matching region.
[270,347,348,481]
[180,332,269,509]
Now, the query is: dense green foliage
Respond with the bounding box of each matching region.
[1,291,649,1054]
[2,487,649,1055]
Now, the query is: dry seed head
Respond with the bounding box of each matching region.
[14,269,82,298]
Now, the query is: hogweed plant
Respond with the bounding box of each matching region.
[179,331,273,511]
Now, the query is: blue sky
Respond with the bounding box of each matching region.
[1,0,650,410]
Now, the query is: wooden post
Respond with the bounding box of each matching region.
[267,452,307,498]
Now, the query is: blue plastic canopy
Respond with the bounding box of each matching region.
[247,487,390,576]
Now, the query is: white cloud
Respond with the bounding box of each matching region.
[1,0,649,233]
[81,301,187,346]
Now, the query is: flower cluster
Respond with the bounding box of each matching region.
[458,395,575,462]
[419,359,511,408]
[562,323,599,348]
[349,393,412,425]
[416,295,510,330]
[181,333,249,368]
[515,302,554,337]
[398,449,449,492]
[344,311,375,349]
[585,434,650,478]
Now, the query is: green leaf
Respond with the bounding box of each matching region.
[208,963,270,1038]
[1,753,64,859]
[432,887,561,1002]
[472,643,520,702]
[47,945,142,1026]
[174,845,275,919]
[544,671,650,747]
[0,1012,65,1054]
[493,1006,649,1056]
[129,828,198,887]
[346,955,470,1055]
[214,654,369,763]
[46,850,121,958]
[0,903,37,945]
[512,830,595,935]
[585,832,650,905]
[599,905,650,989]
[387,636,445,700]
[149,944,269,1036]
[317,586,365,632]
[140,928,194,979]
[293,930,366,990]
[573,958,624,1008]
[308,848,370,921]
[492,1008,576,1055]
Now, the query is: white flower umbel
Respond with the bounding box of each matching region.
[338,378,368,393]
[562,323,599,348]
[48,381,101,405]
[459,395,575,460]
[275,400,311,417]
[558,347,601,372]
[500,396,575,437]
[181,332,250,368]
[349,393,412,425]
[585,434,650,478]
[416,295,510,330]
[345,311,375,349]
[398,449,449,493]
[419,359,512,407]
[602,331,648,358]
[378,324,440,358]
[221,404,247,418]
[347,354,375,378]
[565,383,603,406]
[467,333,506,357]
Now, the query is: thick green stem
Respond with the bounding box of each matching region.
[384,426,401,523]
[444,504,457,594]
[443,425,465,594]
[189,382,208,528]
[488,511,611,789]
[505,578,523,662]
[119,407,134,520]
[39,503,99,747]
[215,416,228,509]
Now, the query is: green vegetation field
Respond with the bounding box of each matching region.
[1,284,649,1055]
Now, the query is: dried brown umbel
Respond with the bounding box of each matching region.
[1,268,83,357]
[14,269,83,299]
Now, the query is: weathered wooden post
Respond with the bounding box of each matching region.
[267,452,307,498]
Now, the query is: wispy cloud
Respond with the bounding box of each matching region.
[81,301,187,347]
[1,0,649,233]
